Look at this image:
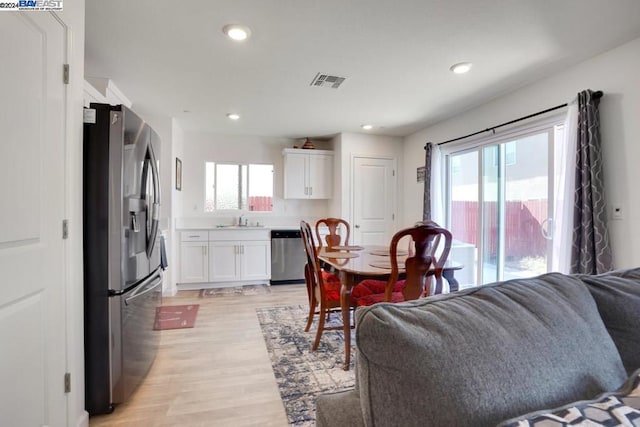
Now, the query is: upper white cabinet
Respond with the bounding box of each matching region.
[283,148,333,199]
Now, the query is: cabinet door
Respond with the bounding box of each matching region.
[240,241,271,280]
[284,152,308,199]
[308,154,333,199]
[179,242,209,283]
[209,241,241,282]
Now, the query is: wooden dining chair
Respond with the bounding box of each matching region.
[353,223,451,306]
[300,221,356,350]
[412,220,453,295]
[315,218,350,249]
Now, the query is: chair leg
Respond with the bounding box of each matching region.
[312,304,327,351]
[305,298,316,332]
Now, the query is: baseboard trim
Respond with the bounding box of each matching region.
[177,280,270,291]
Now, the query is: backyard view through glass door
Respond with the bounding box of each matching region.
[448,130,554,285]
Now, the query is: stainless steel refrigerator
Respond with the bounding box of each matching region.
[83,103,164,415]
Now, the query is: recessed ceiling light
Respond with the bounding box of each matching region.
[226,113,240,120]
[361,124,373,130]
[450,62,472,74]
[222,24,251,41]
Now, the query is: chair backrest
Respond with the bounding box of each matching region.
[386,223,453,301]
[301,220,326,302]
[413,220,452,270]
[315,218,350,248]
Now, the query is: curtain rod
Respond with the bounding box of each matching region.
[424,90,603,149]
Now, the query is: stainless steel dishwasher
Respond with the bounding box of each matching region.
[270,230,306,284]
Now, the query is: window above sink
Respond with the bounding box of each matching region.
[204,162,273,212]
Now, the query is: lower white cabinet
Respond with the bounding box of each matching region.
[179,229,271,285]
[178,231,209,283]
[180,241,209,283]
[239,241,271,280]
[209,240,270,282]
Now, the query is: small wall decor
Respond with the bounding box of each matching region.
[176,157,182,191]
[417,166,426,183]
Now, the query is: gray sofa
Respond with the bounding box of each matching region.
[316,268,640,427]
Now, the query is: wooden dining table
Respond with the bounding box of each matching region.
[317,245,463,370]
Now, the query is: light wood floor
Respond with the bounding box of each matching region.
[90,284,308,427]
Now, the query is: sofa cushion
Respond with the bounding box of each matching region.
[498,368,640,426]
[315,389,365,427]
[355,273,627,427]
[578,267,640,375]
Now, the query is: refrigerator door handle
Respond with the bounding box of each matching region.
[145,143,161,258]
[124,270,163,305]
[111,266,162,296]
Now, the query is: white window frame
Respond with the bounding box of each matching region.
[204,161,274,213]
[440,113,565,285]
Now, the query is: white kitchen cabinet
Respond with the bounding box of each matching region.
[208,240,271,282]
[178,228,271,286]
[239,240,271,280]
[208,241,240,282]
[283,148,333,199]
[179,231,209,283]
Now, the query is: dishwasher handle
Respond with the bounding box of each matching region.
[271,230,302,239]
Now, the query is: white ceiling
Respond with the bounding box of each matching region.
[85,0,640,139]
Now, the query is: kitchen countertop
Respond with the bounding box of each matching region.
[176,225,300,231]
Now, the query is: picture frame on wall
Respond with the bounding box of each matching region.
[176,158,182,191]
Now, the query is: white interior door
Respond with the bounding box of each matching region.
[352,157,396,245]
[0,12,67,427]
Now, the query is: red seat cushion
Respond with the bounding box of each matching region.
[352,279,405,298]
[322,270,340,284]
[321,270,342,301]
[355,291,405,306]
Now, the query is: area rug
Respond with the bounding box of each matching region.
[199,284,271,297]
[153,304,199,330]
[256,305,355,426]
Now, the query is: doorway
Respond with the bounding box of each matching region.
[352,156,396,245]
[447,126,559,285]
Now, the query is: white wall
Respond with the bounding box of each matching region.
[178,132,331,226]
[167,119,185,295]
[403,36,640,268]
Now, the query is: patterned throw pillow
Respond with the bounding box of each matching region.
[499,370,640,426]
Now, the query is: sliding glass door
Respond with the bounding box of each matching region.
[447,126,557,286]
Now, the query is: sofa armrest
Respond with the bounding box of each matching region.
[579,268,640,375]
[316,389,364,427]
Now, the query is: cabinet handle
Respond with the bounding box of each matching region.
[310,186,313,196]
[242,245,245,254]
[304,186,308,195]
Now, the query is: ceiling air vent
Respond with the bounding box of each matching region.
[310,73,347,89]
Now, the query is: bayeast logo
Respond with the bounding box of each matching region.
[18,0,62,9]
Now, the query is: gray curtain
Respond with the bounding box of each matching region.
[571,89,612,274]
[423,142,433,221]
